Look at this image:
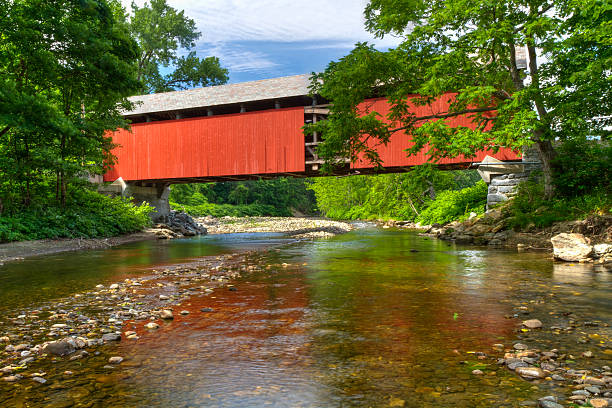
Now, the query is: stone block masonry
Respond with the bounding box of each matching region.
[485,147,543,209]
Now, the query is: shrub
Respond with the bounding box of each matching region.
[552,139,611,198]
[416,181,488,225]
[506,180,611,230]
[0,190,153,243]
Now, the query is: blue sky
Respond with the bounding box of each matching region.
[126,0,401,84]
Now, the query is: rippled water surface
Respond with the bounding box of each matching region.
[1,228,610,407]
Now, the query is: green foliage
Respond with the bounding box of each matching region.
[128,0,228,93]
[0,0,140,207]
[308,168,483,222]
[0,190,152,243]
[506,139,611,230]
[416,181,488,225]
[506,181,611,230]
[552,140,611,198]
[169,178,317,217]
[307,0,612,198]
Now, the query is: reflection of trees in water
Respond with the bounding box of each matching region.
[305,232,520,405]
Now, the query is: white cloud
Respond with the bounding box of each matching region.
[202,43,278,72]
[123,0,400,47]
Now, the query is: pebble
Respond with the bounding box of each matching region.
[472,369,484,375]
[160,310,174,320]
[582,350,594,358]
[201,307,214,313]
[513,343,528,350]
[32,376,47,384]
[2,375,20,382]
[145,322,159,330]
[506,359,529,371]
[180,310,190,315]
[159,295,169,300]
[586,386,601,394]
[108,356,123,364]
[522,319,542,329]
[101,333,121,342]
[109,284,119,290]
[538,396,563,408]
[515,367,545,379]
[590,399,609,408]
[585,376,606,386]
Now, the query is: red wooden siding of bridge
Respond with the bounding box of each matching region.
[352,97,519,169]
[104,95,520,183]
[104,107,306,182]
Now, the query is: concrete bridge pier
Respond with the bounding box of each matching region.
[99,178,171,222]
[124,183,171,222]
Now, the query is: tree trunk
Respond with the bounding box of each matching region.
[534,139,556,199]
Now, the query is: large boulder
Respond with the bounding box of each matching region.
[551,233,593,261]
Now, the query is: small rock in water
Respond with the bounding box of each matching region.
[522,319,542,329]
[101,333,121,342]
[180,310,190,315]
[506,359,529,371]
[109,284,119,290]
[108,356,123,364]
[590,399,609,408]
[159,295,169,300]
[515,367,545,379]
[3,375,20,382]
[513,343,528,350]
[582,350,594,358]
[472,369,484,375]
[43,340,76,356]
[32,377,47,384]
[160,310,174,320]
[145,322,159,330]
[538,399,564,408]
[0,336,10,343]
[200,307,214,313]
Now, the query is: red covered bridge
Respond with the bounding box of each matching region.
[104,75,519,185]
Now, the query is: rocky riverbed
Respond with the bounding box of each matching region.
[0,250,270,401]
[197,216,353,239]
[0,226,610,407]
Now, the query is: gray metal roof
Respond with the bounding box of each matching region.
[125,74,312,116]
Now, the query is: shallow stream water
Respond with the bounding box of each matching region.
[0,228,610,407]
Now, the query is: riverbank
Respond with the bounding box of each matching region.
[0,216,352,265]
[198,216,354,239]
[0,232,158,264]
[384,210,612,261]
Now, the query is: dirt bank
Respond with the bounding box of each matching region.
[0,232,158,264]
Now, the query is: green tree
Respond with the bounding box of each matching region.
[129,0,228,93]
[308,0,612,198]
[0,0,140,207]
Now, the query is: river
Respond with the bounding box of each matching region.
[0,227,610,407]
